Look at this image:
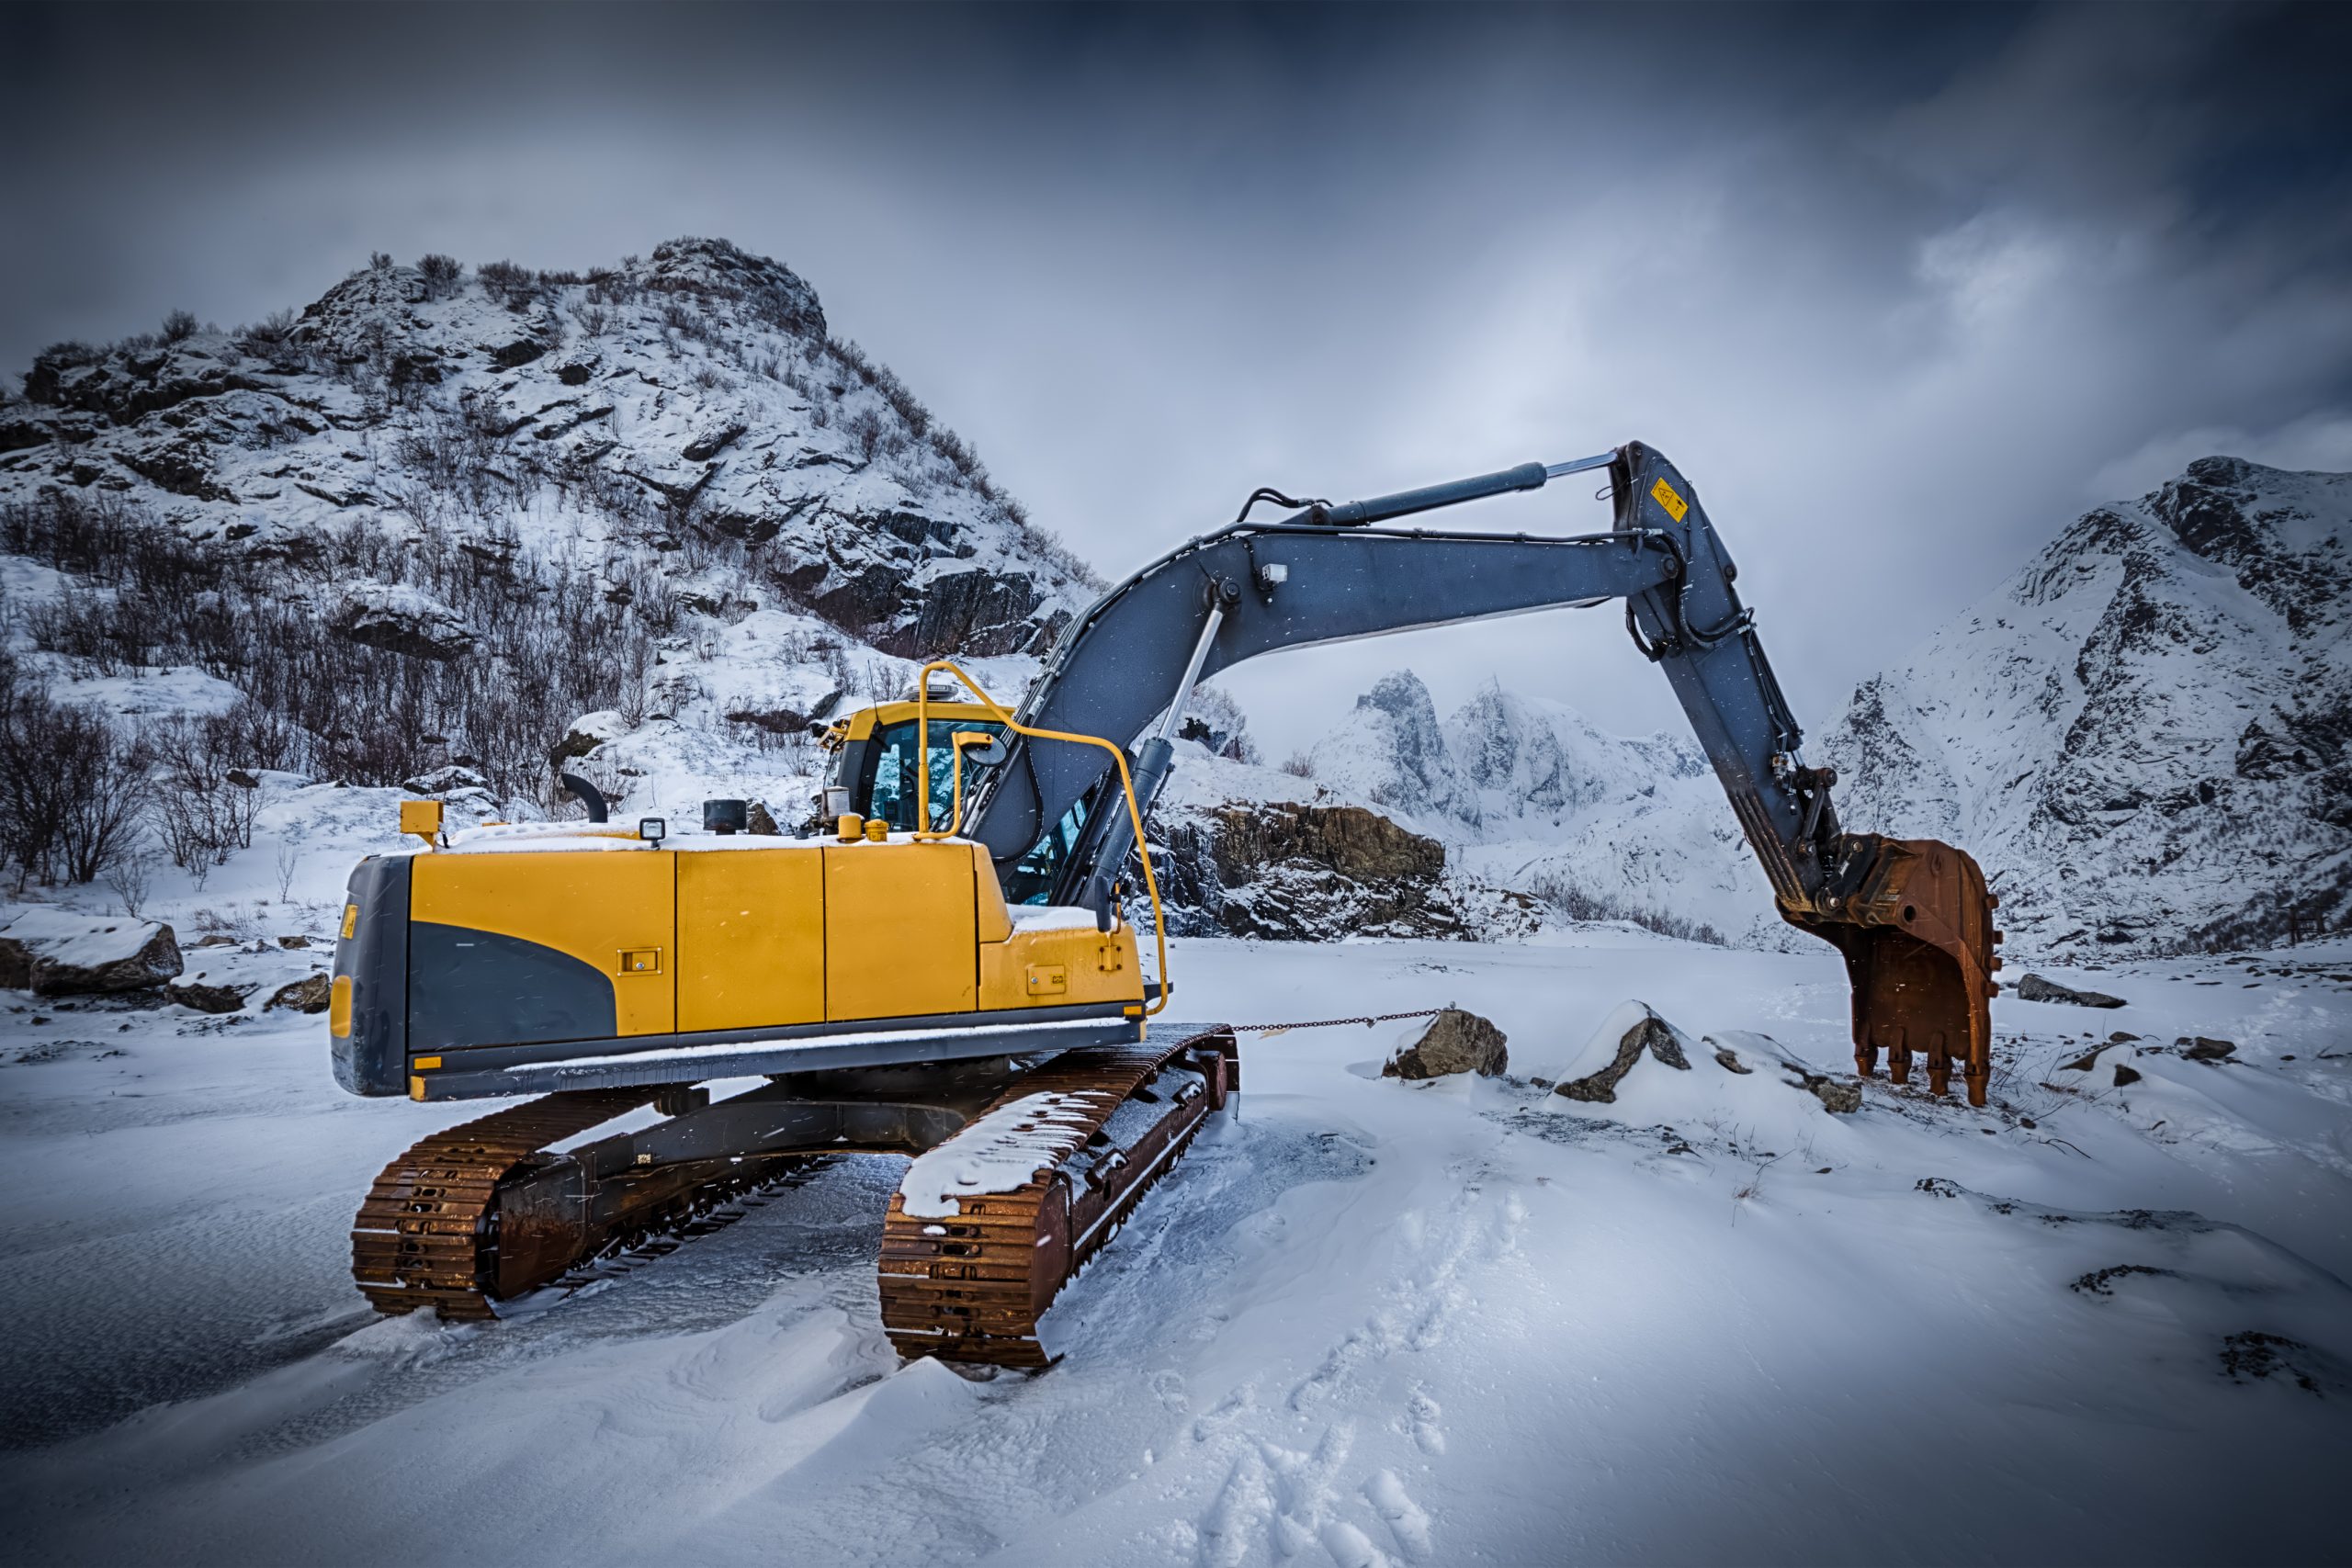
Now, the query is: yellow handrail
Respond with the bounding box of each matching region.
[914,659,1170,1017]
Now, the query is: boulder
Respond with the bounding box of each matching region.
[266,974,333,1013]
[1383,1009,1509,1079]
[0,910,184,996]
[2179,1036,2236,1061]
[2015,974,2128,1009]
[1556,1009,1689,1103]
[168,980,250,1014]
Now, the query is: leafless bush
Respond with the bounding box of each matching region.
[0,671,153,890]
[1280,752,1315,778]
[1524,870,1728,946]
[148,712,260,870]
[418,254,462,297]
[161,309,199,344]
[107,844,156,918]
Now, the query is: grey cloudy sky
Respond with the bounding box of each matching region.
[4,2,2347,739]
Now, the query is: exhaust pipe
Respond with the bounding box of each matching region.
[560,773,609,823]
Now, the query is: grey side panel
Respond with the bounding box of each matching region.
[331,856,411,1098]
[407,924,617,1053]
[970,522,1678,864]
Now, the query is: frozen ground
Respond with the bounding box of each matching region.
[1,931,2347,1566]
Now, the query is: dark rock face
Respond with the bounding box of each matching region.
[2015,973,2128,1009]
[1383,1009,1509,1079]
[2178,1036,2236,1061]
[0,915,184,996]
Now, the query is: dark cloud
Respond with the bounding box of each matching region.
[3,1,2345,739]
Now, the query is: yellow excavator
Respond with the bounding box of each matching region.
[333,441,2000,1365]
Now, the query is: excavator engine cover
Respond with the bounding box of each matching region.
[1781,835,2001,1106]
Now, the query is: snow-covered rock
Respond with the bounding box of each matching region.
[0,909,183,995]
[327,581,477,661]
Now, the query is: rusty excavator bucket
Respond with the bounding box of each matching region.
[1781,837,2002,1107]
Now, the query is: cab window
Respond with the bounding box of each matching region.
[859,718,1006,832]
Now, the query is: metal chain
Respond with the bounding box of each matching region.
[1227,1007,1449,1035]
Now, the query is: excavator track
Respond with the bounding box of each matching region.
[350,1089,656,1319]
[879,1026,1239,1367]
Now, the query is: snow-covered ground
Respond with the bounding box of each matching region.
[2,931,2346,1566]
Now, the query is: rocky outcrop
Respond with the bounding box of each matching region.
[1148,798,1540,941]
[0,911,184,996]
[0,238,1090,666]
[329,582,478,660]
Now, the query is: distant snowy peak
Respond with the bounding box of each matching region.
[0,236,1091,659]
[1826,456,2351,956]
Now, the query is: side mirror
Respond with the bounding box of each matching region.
[955,733,1008,766]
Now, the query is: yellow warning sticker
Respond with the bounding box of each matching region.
[1650,477,1690,524]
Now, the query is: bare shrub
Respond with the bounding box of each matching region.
[107,844,156,918]
[1524,870,1728,946]
[0,671,153,889]
[418,254,462,297]
[161,309,199,344]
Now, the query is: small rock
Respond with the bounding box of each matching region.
[192,934,239,948]
[2114,1064,2143,1087]
[2015,974,2128,1009]
[2060,1046,2103,1073]
[2179,1037,2236,1062]
[1712,1044,1752,1075]
[1383,1009,1509,1080]
[277,935,311,950]
[266,974,333,1013]
[2108,1031,2140,1043]
[168,980,249,1014]
[747,801,782,836]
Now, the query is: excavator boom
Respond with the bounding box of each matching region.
[962,441,2001,1102]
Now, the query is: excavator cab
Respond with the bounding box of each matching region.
[820,697,1089,903]
[820,697,1006,832]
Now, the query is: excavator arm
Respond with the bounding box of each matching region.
[966,441,2003,1104]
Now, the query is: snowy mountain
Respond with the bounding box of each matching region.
[1823,457,2351,958]
[0,239,1094,838]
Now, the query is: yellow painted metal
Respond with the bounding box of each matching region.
[399,799,444,844]
[410,1076,426,1100]
[1025,964,1067,996]
[412,849,675,1037]
[677,846,825,1032]
[341,903,358,940]
[413,1055,442,1069]
[913,660,1172,1016]
[978,922,1141,1011]
[619,949,662,974]
[329,975,353,1036]
[822,840,976,1021]
[971,842,1012,943]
